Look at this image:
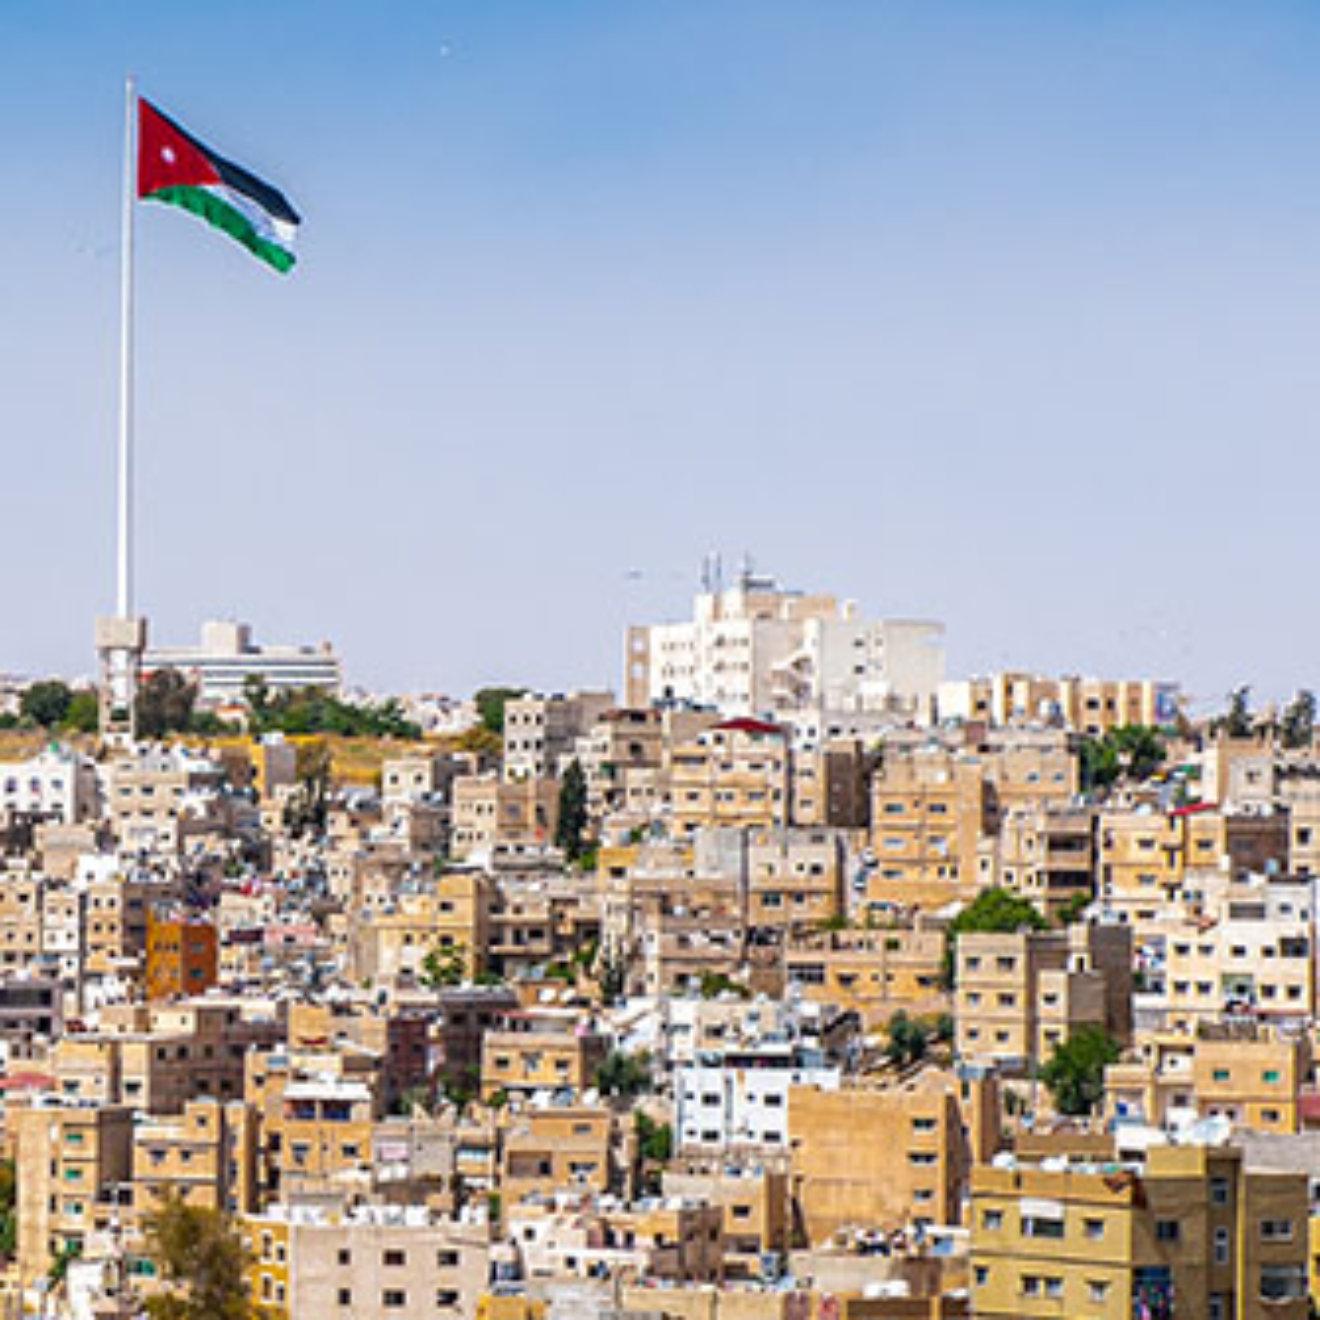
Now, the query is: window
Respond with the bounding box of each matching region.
[1263,1069,1280,1084]
[1260,1265,1306,1302]
[1214,1227,1230,1265]
[982,1209,1003,1231]
[1022,1216,1064,1240]
[1210,1177,1230,1206]
[337,1289,351,1306]
[1260,1219,1293,1242]
[1083,1218,1105,1240]
[1044,1278,1063,1299]
[974,1266,988,1287]
[382,1292,407,1309]
[383,1249,407,1267]
[1021,1275,1041,1296]
[1155,1220,1180,1242]
[1212,1069,1230,1082]
[1088,1280,1109,1303]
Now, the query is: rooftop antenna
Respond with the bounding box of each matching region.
[740,551,755,589]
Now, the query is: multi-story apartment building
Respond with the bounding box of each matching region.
[789,739,871,828]
[996,805,1096,919]
[0,744,100,824]
[789,1076,976,1242]
[625,570,944,722]
[479,1007,609,1100]
[1100,804,1290,924]
[1106,1024,1311,1136]
[956,922,1133,1074]
[509,1196,724,1284]
[676,1038,840,1155]
[783,921,949,1027]
[661,1169,789,1281]
[938,672,1180,733]
[450,774,559,862]
[500,1103,629,1202]
[971,1143,1308,1319]
[502,691,614,782]
[745,827,846,932]
[105,744,227,853]
[130,1098,253,1224]
[14,1100,134,1285]
[1157,891,1313,1029]
[668,718,792,837]
[869,748,990,909]
[143,618,341,708]
[145,913,219,1001]
[246,1204,490,1319]
[347,874,490,985]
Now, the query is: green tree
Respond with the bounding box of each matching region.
[1110,725,1166,781]
[143,1199,258,1320]
[281,740,333,838]
[242,674,270,724]
[1224,686,1254,738]
[20,680,72,729]
[0,1159,15,1260]
[635,1112,673,1163]
[1281,690,1316,750]
[136,668,198,741]
[596,1049,652,1099]
[884,1010,930,1067]
[421,942,468,988]
[1078,736,1120,793]
[944,888,1047,987]
[64,690,100,734]
[474,687,525,735]
[1055,890,1094,927]
[246,684,420,739]
[1040,1026,1121,1117]
[1079,726,1165,794]
[555,759,590,862]
[698,971,749,1000]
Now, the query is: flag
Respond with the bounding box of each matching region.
[137,98,301,274]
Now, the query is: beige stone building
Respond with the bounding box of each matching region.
[246,1204,490,1318]
[450,773,559,862]
[14,1100,133,1284]
[1106,1024,1310,1136]
[480,1007,610,1100]
[956,922,1132,1073]
[669,719,792,837]
[996,805,1096,920]
[971,1143,1308,1319]
[783,921,949,1027]
[503,690,614,782]
[789,1076,975,1243]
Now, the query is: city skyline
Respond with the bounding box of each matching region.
[5,1,1320,703]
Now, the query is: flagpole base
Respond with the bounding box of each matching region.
[95,616,147,747]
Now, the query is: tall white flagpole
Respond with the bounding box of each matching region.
[118,74,136,619]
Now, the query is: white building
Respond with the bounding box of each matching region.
[675,1039,840,1153]
[0,745,99,823]
[625,570,943,725]
[144,620,341,708]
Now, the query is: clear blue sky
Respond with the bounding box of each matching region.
[4,0,1320,708]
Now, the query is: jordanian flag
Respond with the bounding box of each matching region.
[138,98,301,274]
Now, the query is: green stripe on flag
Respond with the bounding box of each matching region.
[146,185,296,274]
